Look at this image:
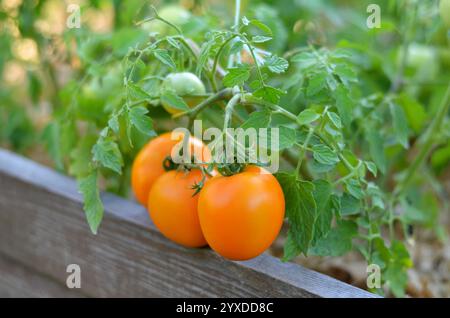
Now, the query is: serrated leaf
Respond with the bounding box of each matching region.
[297,109,320,125]
[265,55,289,74]
[307,71,328,96]
[129,106,155,136]
[334,63,357,85]
[334,84,353,128]
[253,85,285,104]
[92,139,123,174]
[345,179,365,199]
[277,172,316,259]
[108,115,120,134]
[160,91,190,111]
[77,171,103,234]
[309,220,357,256]
[153,49,176,69]
[312,180,335,242]
[241,110,272,129]
[312,144,339,165]
[223,67,250,87]
[278,126,297,150]
[128,83,153,100]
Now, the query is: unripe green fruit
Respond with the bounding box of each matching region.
[161,72,206,115]
[141,5,191,35]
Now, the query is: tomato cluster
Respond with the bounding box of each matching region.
[131,134,286,260]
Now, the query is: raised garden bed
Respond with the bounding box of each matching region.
[0,149,377,298]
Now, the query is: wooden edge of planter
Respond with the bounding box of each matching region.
[0,149,378,298]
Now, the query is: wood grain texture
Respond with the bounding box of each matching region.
[0,149,378,298]
[0,254,85,298]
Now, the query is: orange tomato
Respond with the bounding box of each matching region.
[198,166,285,260]
[148,169,209,248]
[131,132,210,206]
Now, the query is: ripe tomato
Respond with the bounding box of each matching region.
[148,169,209,248]
[161,72,206,115]
[440,0,450,28]
[131,132,210,206]
[198,166,285,260]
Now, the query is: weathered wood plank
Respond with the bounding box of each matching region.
[0,253,85,298]
[0,148,378,298]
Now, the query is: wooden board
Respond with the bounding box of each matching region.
[0,149,378,298]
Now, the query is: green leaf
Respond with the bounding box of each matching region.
[307,71,328,96]
[340,192,361,216]
[108,115,120,134]
[253,85,285,104]
[160,91,190,111]
[366,129,387,174]
[327,112,342,129]
[153,49,176,70]
[312,144,339,165]
[129,106,155,136]
[276,172,317,259]
[334,84,353,128]
[242,17,273,35]
[310,220,357,256]
[92,139,124,174]
[397,93,427,133]
[128,83,153,100]
[365,161,377,177]
[333,63,357,85]
[385,263,408,298]
[265,55,289,74]
[345,179,365,199]
[389,101,409,149]
[252,35,272,43]
[241,110,272,129]
[283,230,302,261]
[278,126,297,150]
[312,180,335,241]
[297,109,320,125]
[69,136,96,178]
[77,171,103,234]
[223,67,251,87]
[291,52,317,69]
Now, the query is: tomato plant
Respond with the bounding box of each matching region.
[1,0,450,297]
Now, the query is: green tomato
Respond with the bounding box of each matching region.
[78,66,123,122]
[401,44,439,82]
[440,0,450,28]
[161,72,206,115]
[141,5,191,35]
